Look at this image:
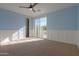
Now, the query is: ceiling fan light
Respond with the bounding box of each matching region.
[29,8,32,11]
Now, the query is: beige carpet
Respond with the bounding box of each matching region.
[0,39,79,56]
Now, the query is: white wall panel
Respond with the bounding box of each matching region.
[47,30,77,45]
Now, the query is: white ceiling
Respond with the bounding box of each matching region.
[0,3,78,18]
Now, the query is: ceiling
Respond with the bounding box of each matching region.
[0,3,78,18]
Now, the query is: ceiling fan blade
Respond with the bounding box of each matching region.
[32,3,38,8]
[19,6,30,8]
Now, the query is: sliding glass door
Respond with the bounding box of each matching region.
[35,17,47,38]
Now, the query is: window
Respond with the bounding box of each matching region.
[34,17,47,38]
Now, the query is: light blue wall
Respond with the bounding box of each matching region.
[32,6,78,30]
[47,6,78,30]
[0,6,78,30]
[0,8,25,30]
[77,6,79,29]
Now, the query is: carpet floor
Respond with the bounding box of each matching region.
[0,39,78,56]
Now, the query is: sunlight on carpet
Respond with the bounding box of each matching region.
[1,38,44,46]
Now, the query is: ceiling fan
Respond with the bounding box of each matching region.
[19,3,39,13]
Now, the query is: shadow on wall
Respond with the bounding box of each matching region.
[0,26,25,44]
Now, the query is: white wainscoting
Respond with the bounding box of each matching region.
[0,29,25,43]
[30,29,78,46]
[76,31,79,48]
[2,29,77,47]
[47,30,77,45]
[29,29,35,37]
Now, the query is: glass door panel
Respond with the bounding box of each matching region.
[35,17,47,39]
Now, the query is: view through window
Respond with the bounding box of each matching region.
[35,17,47,38]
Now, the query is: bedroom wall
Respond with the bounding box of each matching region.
[32,6,78,46]
[1,6,78,47]
[47,6,78,45]
[0,8,26,43]
[77,6,79,47]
